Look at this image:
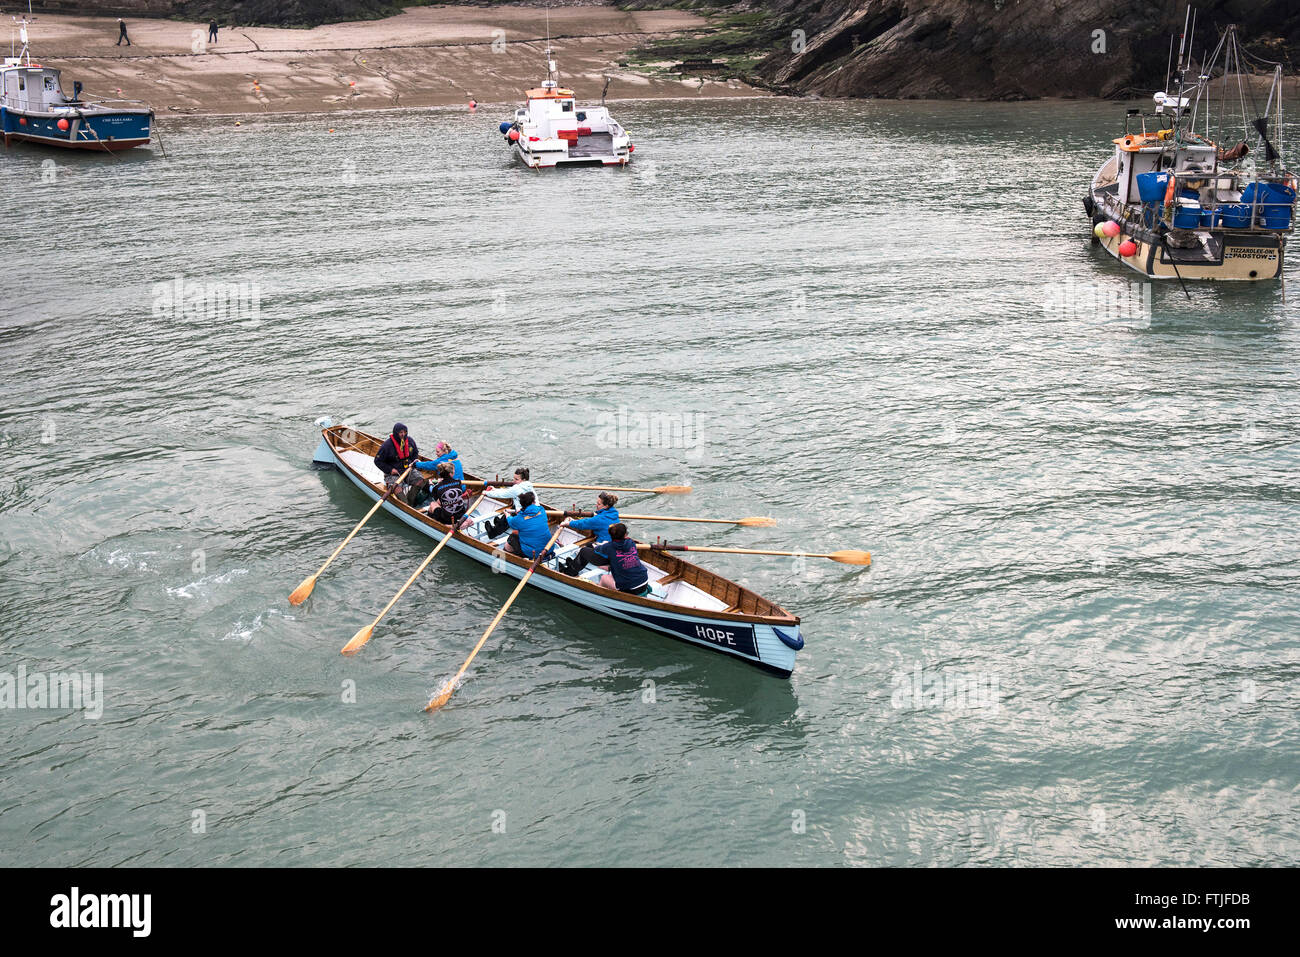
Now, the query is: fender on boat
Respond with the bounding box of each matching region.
[773,626,804,650]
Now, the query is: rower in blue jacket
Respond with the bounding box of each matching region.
[417,441,463,480]
[563,492,620,544]
[504,491,554,560]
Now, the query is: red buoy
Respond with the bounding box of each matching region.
[628,144,635,153]
[1118,240,1138,257]
[57,118,69,131]
[508,129,520,142]
[18,117,27,126]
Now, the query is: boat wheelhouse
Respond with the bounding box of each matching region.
[1083,11,1295,281]
[1,18,152,151]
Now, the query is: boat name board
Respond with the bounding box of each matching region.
[1223,246,1279,262]
[621,608,759,659]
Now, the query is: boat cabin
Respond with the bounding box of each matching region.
[1,63,79,113]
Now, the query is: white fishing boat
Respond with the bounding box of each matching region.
[1083,9,1296,281]
[498,40,633,168]
[311,422,802,677]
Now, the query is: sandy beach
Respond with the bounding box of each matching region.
[15,6,766,115]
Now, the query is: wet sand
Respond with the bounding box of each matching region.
[17,7,765,115]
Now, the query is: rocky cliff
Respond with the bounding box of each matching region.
[752,0,1298,99]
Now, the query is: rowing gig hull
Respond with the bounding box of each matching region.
[312,423,802,677]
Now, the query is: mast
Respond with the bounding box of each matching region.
[543,6,558,89]
[1172,6,1192,143]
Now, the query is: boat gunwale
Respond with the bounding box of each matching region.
[322,426,799,627]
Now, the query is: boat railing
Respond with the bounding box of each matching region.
[74,91,152,111]
[1122,168,1296,233]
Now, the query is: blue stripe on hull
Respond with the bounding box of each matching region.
[1,106,151,149]
[323,445,797,676]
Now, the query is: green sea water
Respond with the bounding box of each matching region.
[0,97,1297,866]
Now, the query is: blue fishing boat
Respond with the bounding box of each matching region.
[2,17,152,152]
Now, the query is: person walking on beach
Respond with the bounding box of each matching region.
[208,20,219,44]
[116,19,131,47]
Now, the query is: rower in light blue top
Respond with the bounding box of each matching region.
[417,441,463,480]
[563,492,620,544]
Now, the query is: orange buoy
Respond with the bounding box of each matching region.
[57,118,69,131]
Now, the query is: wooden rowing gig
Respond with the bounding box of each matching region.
[310,421,804,677]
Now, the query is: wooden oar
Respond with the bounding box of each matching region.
[464,479,691,495]
[641,542,872,566]
[550,509,774,527]
[287,462,417,605]
[423,521,566,712]
[341,492,488,655]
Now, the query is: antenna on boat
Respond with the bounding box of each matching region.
[11,9,33,67]
[543,5,558,89]
[1164,34,1175,96]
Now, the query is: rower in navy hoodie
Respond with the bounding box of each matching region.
[504,491,554,560]
[588,523,650,596]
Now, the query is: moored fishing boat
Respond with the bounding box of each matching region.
[1083,9,1295,282]
[498,37,633,169]
[1,17,152,152]
[310,422,803,677]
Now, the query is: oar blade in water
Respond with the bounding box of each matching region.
[340,624,374,656]
[828,549,873,566]
[288,574,317,606]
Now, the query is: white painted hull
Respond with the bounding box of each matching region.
[513,142,628,169]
